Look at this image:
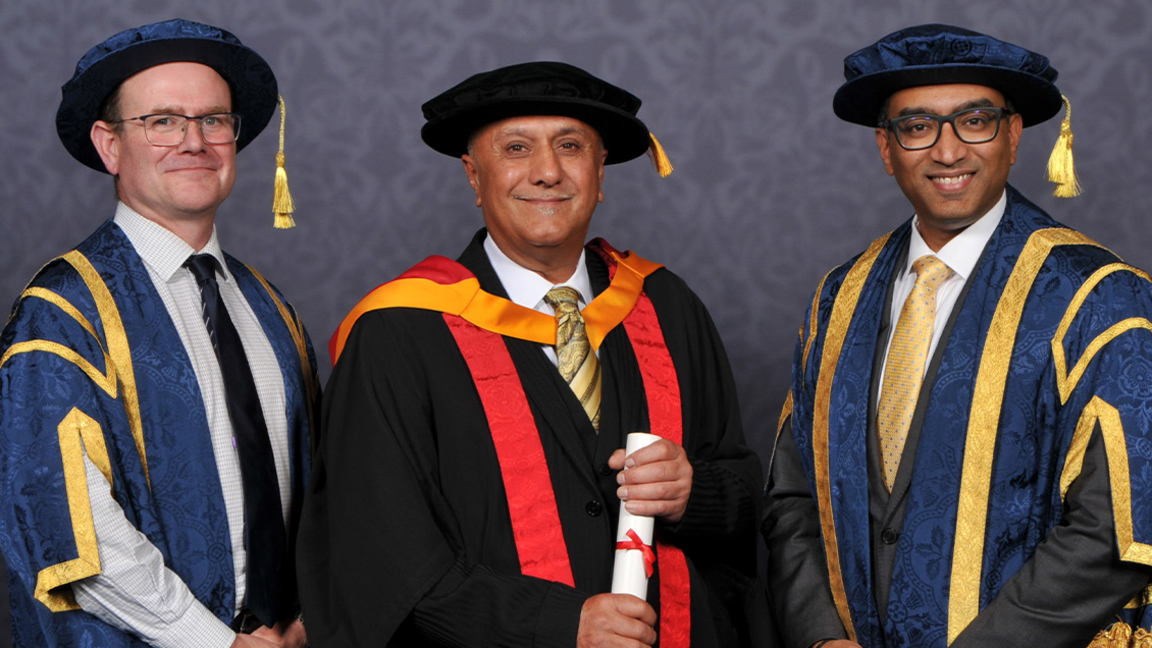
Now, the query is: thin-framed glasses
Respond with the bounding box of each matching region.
[112,113,242,146]
[885,107,1011,151]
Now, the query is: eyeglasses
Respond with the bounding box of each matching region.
[885,107,1011,151]
[112,113,242,146]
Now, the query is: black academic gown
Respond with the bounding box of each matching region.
[298,230,769,647]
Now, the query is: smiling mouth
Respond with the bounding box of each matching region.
[931,173,972,187]
[167,167,217,174]
[516,195,572,202]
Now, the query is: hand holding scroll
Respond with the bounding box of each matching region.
[610,437,693,523]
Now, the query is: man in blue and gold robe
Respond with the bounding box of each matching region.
[0,19,318,648]
[763,24,1152,648]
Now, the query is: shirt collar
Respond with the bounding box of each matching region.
[905,190,1006,281]
[483,233,593,310]
[114,202,230,282]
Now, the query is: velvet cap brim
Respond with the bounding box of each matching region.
[420,61,651,165]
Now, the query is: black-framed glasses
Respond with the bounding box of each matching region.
[885,107,1012,151]
[113,112,242,146]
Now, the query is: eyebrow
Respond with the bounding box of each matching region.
[494,124,591,139]
[895,98,997,118]
[148,104,232,115]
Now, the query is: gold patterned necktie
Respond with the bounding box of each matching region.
[877,254,952,490]
[544,286,602,431]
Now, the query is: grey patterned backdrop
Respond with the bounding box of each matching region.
[2,0,1150,644]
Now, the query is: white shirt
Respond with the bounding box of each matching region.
[877,192,1006,404]
[72,203,292,648]
[483,233,597,363]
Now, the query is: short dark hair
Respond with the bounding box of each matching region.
[98,87,123,127]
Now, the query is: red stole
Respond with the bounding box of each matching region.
[330,239,691,646]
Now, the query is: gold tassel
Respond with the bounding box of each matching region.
[273,95,296,228]
[1087,619,1131,648]
[647,132,674,177]
[1046,95,1081,198]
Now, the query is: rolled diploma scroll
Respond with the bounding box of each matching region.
[610,432,661,599]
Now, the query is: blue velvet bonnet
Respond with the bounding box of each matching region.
[833,24,1062,128]
[57,18,278,172]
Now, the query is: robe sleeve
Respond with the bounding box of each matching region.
[649,273,762,544]
[955,265,1152,645]
[73,455,236,648]
[762,416,850,648]
[0,274,119,612]
[953,427,1151,647]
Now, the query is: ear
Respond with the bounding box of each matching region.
[875,128,896,176]
[1006,112,1024,166]
[597,147,607,203]
[461,154,481,207]
[91,120,122,176]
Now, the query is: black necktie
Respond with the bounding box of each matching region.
[185,254,286,627]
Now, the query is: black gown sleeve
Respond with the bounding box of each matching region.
[762,416,850,648]
[952,425,1152,648]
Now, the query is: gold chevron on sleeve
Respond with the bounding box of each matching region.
[1,284,120,399]
[34,408,111,612]
[1060,397,1152,569]
[1052,262,1152,404]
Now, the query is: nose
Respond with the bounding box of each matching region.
[529,147,562,186]
[177,119,208,153]
[931,121,967,165]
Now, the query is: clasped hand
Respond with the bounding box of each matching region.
[608,438,693,523]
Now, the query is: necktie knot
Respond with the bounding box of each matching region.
[543,286,601,431]
[912,254,952,287]
[186,253,218,279]
[544,285,581,310]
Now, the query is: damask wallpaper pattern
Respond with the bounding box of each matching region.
[1,0,1149,644]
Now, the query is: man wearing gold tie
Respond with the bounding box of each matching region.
[297,62,768,647]
[762,24,1152,648]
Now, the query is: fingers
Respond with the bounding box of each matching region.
[577,593,657,648]
[613,440,692,522]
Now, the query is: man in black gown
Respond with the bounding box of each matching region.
[297,61,769,647]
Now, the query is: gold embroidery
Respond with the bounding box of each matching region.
[1060,398,1152,566]
[1123,585,1152,610]
[1052,263,1152,403]
[1,341,117,397]
[948,228,1107,642]
[813,231,891,642]
[0,286,115,395]
[23,287,102,341]
[62,251,148,487]
[1089,621,1152,648]
[34,409,111,611]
